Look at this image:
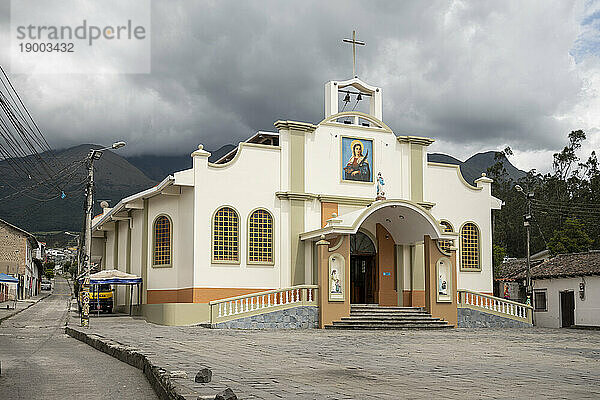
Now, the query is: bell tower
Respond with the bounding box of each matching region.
[324,78,383,120]
[325,31,382,121]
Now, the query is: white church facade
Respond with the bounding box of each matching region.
[92,77,503,326]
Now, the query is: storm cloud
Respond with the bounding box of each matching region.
[0,0,598,172]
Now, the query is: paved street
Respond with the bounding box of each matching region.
[0,292,49,323]
[68,311,600,399]
[0,277,156,399]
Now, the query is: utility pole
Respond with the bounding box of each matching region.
[524,208,531,304]
[80,153,94,327]
[516,185,534,307]
[80,142,126,328]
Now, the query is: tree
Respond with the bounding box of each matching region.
[492,243,507,278]
[490,130,599,262]
[547,217,593,255]
[552,130,585,181]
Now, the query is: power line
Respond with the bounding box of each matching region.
[0,66,56,156]
[0,95,61,188]
[532,208,600,219]
[0,66,66,195]
[531,199,600,210]
[532,204,600,216]
[0,157,87,203]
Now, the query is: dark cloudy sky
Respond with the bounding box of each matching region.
[1,1,599,173]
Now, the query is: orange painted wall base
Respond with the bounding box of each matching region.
[147,287,270,304]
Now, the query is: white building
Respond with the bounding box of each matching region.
[532,251,600,328]
[92,76,502,326]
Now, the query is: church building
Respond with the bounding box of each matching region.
[91,75,504,327]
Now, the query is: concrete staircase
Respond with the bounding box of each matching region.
[325,304,453,330]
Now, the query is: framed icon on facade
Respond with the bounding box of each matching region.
[328,253,345,302]
[341,136,373,183]
[436,258,452,303]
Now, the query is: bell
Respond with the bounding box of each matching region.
[357,92,363,101]
[343,92,351,103]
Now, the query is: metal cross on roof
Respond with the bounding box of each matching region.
[342,30,366,78]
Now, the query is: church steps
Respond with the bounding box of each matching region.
[351,305,425,311]
[340,316,440,321]
[350,307,426,313]
[325,323,452,330]
[349,311,431,316]
[333,319,447,326]
[326,305,452,330]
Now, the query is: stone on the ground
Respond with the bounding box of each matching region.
[214,387,237,400]
[195,368,212,383]
[170,370,187,378]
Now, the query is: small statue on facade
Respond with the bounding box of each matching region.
[376,172,386,200]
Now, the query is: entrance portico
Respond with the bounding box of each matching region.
[301,199,459,327]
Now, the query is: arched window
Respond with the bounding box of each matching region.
[248,209,274,264]
[350,231,376,255]
[460,222,480,270]
[153,215,172,266]
[438,221,454,254]
[213,207,239,262]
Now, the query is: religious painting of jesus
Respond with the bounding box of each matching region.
[341,136,373,183]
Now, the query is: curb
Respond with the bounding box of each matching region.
[0,292,51,325]
[65,326,185,400]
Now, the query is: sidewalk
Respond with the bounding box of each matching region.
[65,310,600,399]
[0,291,51,324]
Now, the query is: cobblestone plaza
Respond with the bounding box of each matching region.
[69,313,600,399]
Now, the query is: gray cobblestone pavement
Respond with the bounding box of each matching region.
[0,277,157,400]
[0,291,50,323]
[67,309,600,399]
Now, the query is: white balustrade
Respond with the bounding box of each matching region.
[209,285,319,324]
[458,289,533,324]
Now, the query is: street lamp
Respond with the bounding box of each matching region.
[81,141,126,328]
[515,185,535,307]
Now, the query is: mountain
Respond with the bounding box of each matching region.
[463,151,527,182]
[209,144,236,163]
[125,154,191,181]
[0,144,156,233]
[428,151,526,184]
[126,144,236,181]
[0,144,526,234]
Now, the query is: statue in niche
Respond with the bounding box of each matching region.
[376,172,386,200]
[330,268,341,294]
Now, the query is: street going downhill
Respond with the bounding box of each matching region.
[0,277,156,399]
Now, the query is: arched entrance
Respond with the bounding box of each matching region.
[350,231,376,304]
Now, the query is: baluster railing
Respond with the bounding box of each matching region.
[209,285,319,324]
[457,289,533,324]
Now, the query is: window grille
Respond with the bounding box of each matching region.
[248,209,273,263]
[534,290,547,311]
[153,216,171,265]
[213,207,239,262]
[438,221,454,253]
[460,222,480,269]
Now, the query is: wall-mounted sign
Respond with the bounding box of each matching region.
[436,258,452,303]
